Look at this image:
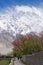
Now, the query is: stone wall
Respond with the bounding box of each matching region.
[22,52,43,65]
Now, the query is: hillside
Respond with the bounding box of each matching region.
[0,38,14,55]
[12,32,43,55]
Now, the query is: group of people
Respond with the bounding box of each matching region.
[17,56,22,60]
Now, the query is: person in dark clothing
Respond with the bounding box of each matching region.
[18,56,20,60]
[18,55,22,60]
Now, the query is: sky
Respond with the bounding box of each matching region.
[0,0,43,9]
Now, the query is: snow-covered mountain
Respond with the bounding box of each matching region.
[0,6,43,42]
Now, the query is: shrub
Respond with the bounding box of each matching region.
[22,40,43,55]
[13,51,20,57]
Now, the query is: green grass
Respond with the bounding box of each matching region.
[0,59,11,65]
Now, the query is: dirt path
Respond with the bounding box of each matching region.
[9,57,25,65]
[14,58,25,65]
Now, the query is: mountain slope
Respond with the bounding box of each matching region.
[0,38,13,55]
[0,6,43,41]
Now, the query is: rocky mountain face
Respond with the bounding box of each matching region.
[0,6,43,42]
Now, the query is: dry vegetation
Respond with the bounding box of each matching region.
[12,32,43,56]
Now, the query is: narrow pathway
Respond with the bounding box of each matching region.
[9,57,25,65]
[14,58,25,65]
